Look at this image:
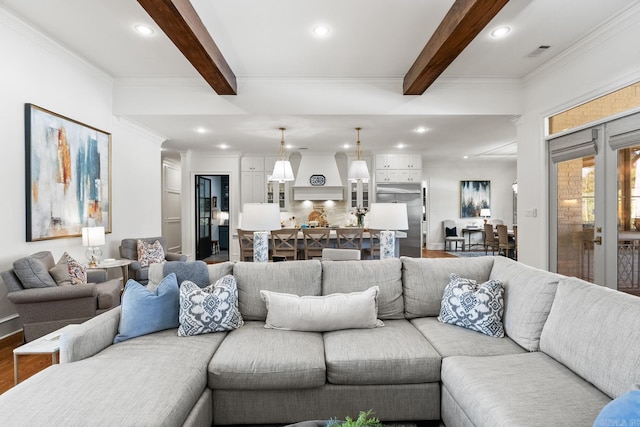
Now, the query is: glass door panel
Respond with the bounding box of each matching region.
[617,146,640,293]
[556,156,595,282]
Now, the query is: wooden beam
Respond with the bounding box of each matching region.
[137,0,237,95]
[403,0,509,95]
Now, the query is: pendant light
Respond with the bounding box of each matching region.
[270,127,294,182]
[348,127,370,182]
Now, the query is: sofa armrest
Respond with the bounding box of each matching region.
[7,284,97,305]
[60,306,121,363]
[128,261,142,271]
[165,252,187,262]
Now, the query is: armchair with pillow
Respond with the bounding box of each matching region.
[119,237,187,285]
[0,251,121,342]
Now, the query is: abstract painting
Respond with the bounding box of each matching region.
[460,180,490,218]
[25,104,111,241]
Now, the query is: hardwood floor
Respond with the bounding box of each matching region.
[0,331,54,395]
[0,248,452,396]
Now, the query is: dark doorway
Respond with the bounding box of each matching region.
[195,174,230,262]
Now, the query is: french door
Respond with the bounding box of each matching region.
[549,111,640,294]
[195,176,212,260]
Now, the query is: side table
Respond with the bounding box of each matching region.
[86,259,133,288]
[13,324,79,385]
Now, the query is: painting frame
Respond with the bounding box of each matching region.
[25,104,112,241]
[460,180,491,218]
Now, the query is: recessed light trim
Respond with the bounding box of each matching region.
[194,127,209,134]
[312,25,330,37]
[414,127,428,134]
[218,143,229,149]
[134,24,155,36]
[396,143,406,149]
[490,26,511,38]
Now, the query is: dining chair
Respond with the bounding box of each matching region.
[302,228,331,260]
[443,220,465,251]
[237,229,255,261]
[512,225,518,260]
[363,229,381,260]
[497,224,515,258]
[335,228,364,250]
[270,228,298,261]
[483,223,499,255]
[321,248,361,261]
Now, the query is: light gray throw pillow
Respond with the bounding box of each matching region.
[260,286,384,332]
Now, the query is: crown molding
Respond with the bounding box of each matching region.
[0,5,112,85]
[113,115,167,144]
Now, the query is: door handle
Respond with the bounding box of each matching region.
[593,236,602,245]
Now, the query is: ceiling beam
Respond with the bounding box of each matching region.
[137,0,237,95]
[403,0,509,95]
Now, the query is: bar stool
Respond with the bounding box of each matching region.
[211,240,220,255]
[302,228,331,260]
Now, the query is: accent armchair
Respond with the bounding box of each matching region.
[119,237,186,285]
[1,251,121,342]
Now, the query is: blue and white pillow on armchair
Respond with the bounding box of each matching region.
[438,273,505,337]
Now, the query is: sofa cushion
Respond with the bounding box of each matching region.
[5,328,224,427]
[438,274,504,337]
[148,260,210,290]
[137,239,165,268]
[540,277,640,399]
[13,252,57,289]
[65,253,87,285]
[207,261,234,283]
[411,317,525,358]
[402,257,494,318]
[261,287,383,332]
[178,276,244,336]
[324,319,441,385]
[233,260,322,321]
[321,258,404,319]
[441,352,611,427]
[114,273,179,343]
[209,321,325,390]
[489,256,562,351]
[49,255,71,286]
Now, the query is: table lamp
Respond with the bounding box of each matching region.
[367,203,408,259]
[480,208,491,224]
[241,203,281,262]
[82,226,105,267]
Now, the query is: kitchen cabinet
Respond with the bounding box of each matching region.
[241,156,289,209]
[347,155,372,209]
[375,154,422,183]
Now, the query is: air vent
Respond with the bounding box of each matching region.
[527,45,550,58]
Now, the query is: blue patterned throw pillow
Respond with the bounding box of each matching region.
[178,275,244,336]
[438,273,505,337]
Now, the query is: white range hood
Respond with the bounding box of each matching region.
[293,153,344,200]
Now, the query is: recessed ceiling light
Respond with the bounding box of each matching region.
[286,144,294,149]
[134,24,155,36]
[194,127,209,134]
[312,25,330,37]
[343,143,351,149]
[414,127,428,134]
[218,143,229,149]
[490,26,511,38]
[463,155,469,159]
[396,143,406,149]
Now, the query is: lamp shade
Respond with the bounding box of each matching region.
[82,226,105,246]
[270,160,294,182]
[348,160,370,182]
[241,203,281,231]
[367,203,408,230]
[480,208,491,217]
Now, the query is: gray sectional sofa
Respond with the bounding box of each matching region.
[1,256,639,426]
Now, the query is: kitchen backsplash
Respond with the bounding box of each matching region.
[280,200,365,228]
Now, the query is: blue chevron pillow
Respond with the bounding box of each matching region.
[438,273,505,337]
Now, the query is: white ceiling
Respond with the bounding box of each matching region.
[2,0,638,161]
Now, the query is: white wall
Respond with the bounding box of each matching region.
[0,9,163,338]
[424,160,516,249]
[518,6,640,269]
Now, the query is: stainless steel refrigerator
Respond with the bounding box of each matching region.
[376,183,422,257]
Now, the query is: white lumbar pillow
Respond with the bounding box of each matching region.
[260,286,384,332]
